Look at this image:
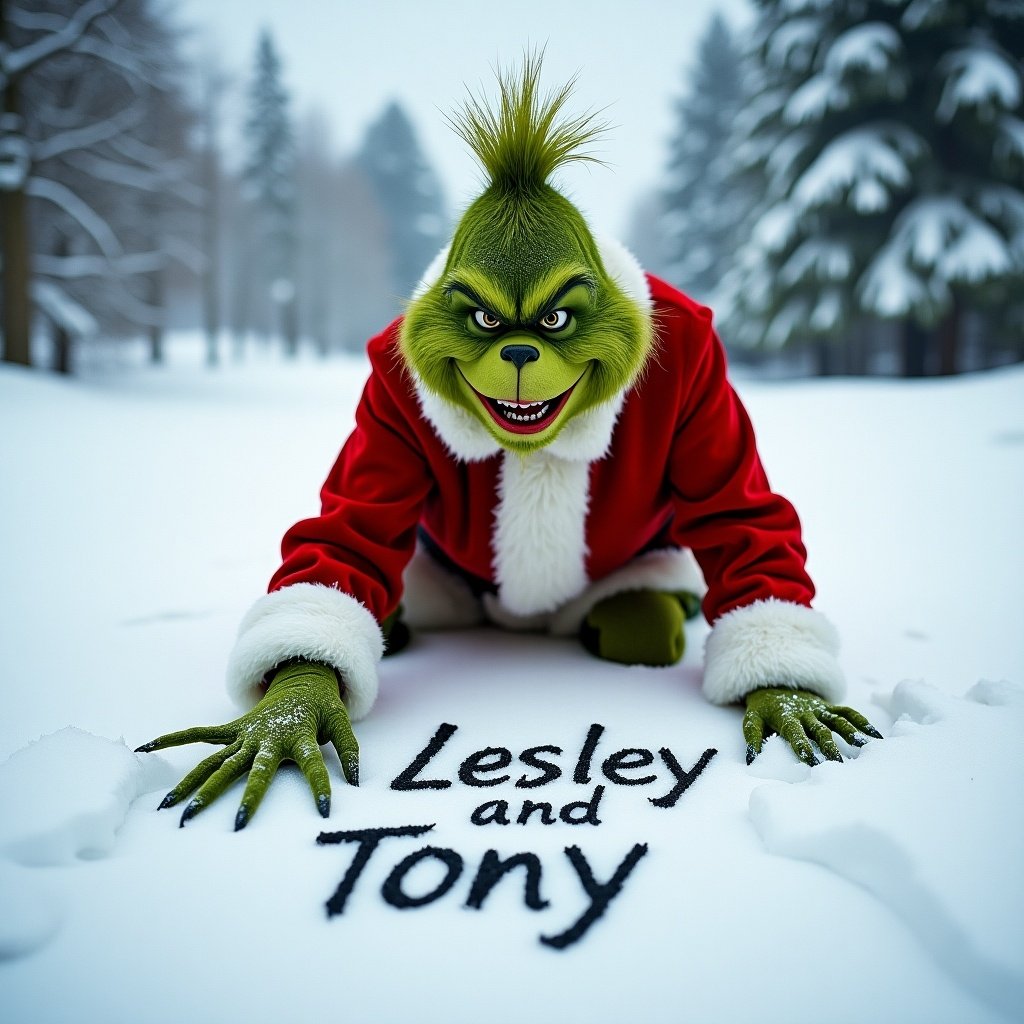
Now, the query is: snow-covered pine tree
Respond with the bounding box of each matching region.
[355,101,447,308]
[240,29,298,355]
[661,13,756,315]
[727,0,1024,376]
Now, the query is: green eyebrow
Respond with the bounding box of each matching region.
[442,271,516,322]
[522,270,596,322]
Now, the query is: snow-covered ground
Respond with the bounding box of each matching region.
[1,336,1022,1023]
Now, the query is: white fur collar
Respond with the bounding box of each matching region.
[409,236,651,464]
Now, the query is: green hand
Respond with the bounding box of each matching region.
[136,661,359,830]
[742,687,883,767]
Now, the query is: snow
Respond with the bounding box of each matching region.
[751,680,1024,1020]
[793,125,921,213]
[824,22,902,76]
[783,73,851,124]
[779,238,852,284]
[937,47,1022,122]
[0,337,1022,1022]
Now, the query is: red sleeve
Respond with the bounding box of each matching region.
[666,315,815,622]
[268,338,432,623]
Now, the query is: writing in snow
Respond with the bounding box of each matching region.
[317,722,718,949]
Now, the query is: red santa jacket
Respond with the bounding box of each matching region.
[226,254,845,720]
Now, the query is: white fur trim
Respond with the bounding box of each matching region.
[492,450,590,616]
[401,544,483,629]
[545,390,627,462]
[225,584,384,720]
[549,547,706,636]
[595,235,654,313]
[412,245,450,298]
[702,598,846,705]
[413,374,502,462]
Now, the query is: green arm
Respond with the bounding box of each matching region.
[136,660,359,830]
[743,687,883,767]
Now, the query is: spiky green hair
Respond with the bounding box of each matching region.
[448,52,608,196]
[400,56,652,456]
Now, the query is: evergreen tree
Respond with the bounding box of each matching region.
[241,29,297,354]
[356,101,447,307]
[727,0,1024,376]
[661,14,755,312]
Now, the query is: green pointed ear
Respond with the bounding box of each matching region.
[400,54,652,455]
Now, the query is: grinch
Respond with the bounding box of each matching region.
[138,57,881,829]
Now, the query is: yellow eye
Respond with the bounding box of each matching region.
[473,309,502,331]
[540,309,569,331]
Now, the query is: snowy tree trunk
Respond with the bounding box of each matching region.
[847,321,868,376]
[52,322,71,375]
[937,302,960,377]
[201,67,223,369]
[1,0,32,367]
[902,321,930,378]
[813,337,838,377]
[281,294,298,358]
[202,149,220,368]
[147,269,164,364]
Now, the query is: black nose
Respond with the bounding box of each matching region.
[500,344,540,371]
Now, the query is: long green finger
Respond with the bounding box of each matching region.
[819,710,866,747]
[742,708,766,765]
[779,717,820,766]
[327,708,359,786]
[834,705,884,739]
[158,741,241,809]
[291,736,332,818]
[136,723,236,753]
[234,746,284,831]
[179,747,254,827]
[802,714,843,763]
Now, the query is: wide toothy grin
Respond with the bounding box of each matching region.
[457,367,588,436]
[494,398,552,423]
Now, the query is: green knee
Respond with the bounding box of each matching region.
[580,589,688,667]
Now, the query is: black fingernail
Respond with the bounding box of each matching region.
[318,794,330,818]
[864,726,884,739]
[851,734,868,747]
[829,750,844,763]
[805,754,821,767]
[234,807,249,832]
[158,792,177,810]
[179,802,199,828]
[135,742,154,753]
[745,744,756,766]
[347,758,359,787]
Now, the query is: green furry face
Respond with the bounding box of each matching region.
[401,185,652,455]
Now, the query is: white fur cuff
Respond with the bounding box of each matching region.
[702,598,846,705]
[225,583,384,720]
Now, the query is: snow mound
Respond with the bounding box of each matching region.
[0,727,174,866]
[749,680,1024,1018]
[0,864,64,960]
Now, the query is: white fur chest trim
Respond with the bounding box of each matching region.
[492,450,591,616]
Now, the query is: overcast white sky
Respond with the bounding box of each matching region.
[176,0,752,239]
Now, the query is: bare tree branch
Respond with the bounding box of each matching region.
[2,0,120,81]
[35,250,165,278]
[33,98,144,162]
[71,35,170,90]
[26,176,122,258]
